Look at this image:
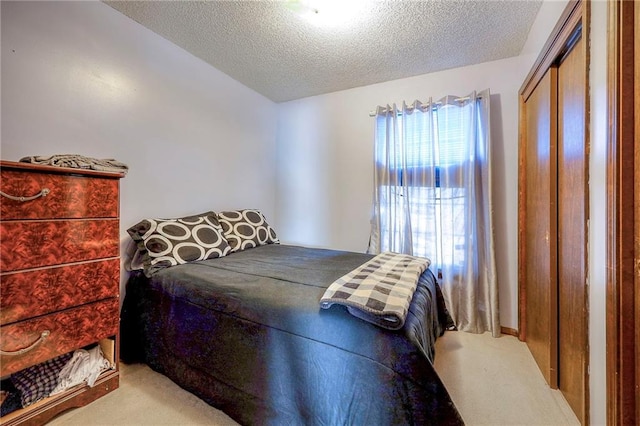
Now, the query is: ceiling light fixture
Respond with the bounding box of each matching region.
[286,0,369,28]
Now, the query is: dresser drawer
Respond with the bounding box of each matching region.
[0,298,119,377]
[0,219,119,272]
[0,259,120,325]
[0,169,119,220]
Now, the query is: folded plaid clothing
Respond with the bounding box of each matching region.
[11,352,73,407]
[319,252,430,330]
[20,154,128,174]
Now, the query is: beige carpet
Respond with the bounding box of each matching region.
[48,332,579,425]
[433,331,579,425]
[46,361,238,426]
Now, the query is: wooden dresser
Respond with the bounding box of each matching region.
[0,160,124,425]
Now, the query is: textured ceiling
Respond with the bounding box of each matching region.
[104,0,542,103]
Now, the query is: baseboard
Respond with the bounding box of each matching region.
[500,326,518,337]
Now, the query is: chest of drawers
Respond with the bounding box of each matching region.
[0,160,124,425]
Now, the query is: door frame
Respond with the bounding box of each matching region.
[606,0,639,424]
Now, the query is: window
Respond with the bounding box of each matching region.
[374,103,471,271]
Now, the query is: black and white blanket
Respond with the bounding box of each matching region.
[319,252,430,330]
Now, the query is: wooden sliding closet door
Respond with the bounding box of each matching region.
[557,35,587,423]
[518,2,588,423]
[522,69,558,389]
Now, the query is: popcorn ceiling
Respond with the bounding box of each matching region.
[104,1,542,103]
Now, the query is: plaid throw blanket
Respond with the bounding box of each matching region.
[320,252,430,330]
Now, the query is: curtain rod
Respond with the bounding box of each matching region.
[368,95,481,117]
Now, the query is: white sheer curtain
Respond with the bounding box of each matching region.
[368,90,499,336]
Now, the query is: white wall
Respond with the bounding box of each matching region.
[276,56,528,331]
[0,1,278,294]
[520,0,570,57]
[588,1,608,424]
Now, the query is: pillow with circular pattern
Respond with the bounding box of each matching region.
[216,209,279,253]
[127,211,230,276]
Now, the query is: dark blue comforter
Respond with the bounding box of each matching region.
[121,244,463,425]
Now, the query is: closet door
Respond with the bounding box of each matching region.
[522,69,558,389]
[518,2,588,422]
[557,35,587,423]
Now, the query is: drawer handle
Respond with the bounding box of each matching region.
[0,188,50,202]
[0,330,50,356]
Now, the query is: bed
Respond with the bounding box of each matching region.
[120,241,463,425]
